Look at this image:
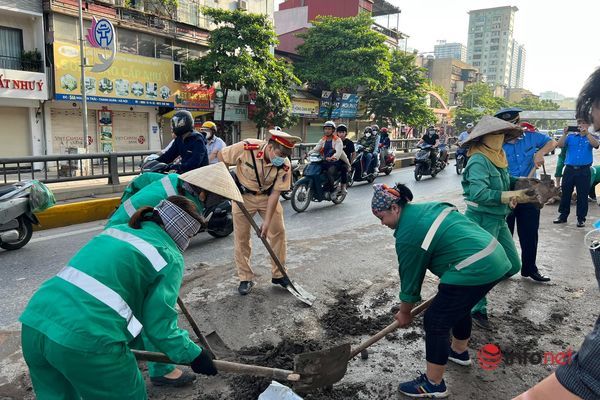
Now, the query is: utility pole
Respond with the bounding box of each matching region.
[78,0,89,153]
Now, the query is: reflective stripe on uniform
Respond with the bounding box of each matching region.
[123,199,136,217]
[465,200,479,208]
[421,207,457,251]
[455,238,499,271]
[103,228,167,272]
[161,176,177,197]
[57,266,143,337]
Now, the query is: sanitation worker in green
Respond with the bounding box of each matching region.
[19,196,217,399]
[461,115,538,330]
[371,183,511,398]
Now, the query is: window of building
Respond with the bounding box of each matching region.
[474,40,483,45]
[188,44,204,60]
[138,33,156,58]
[174,63,188,82]
[491,38,500,44]
[490,45,499,51]
[173,41,189,62]
[0,26,23,70]
[473,54,481,60]
[474,47,482,53]
[119,29,138,54]
[156,37,172,60]
[472,61,480,66]
[475,33,483,38]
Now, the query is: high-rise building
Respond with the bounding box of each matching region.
[514,42,526,88]
[434,41,467,62]
[467,6,522,88]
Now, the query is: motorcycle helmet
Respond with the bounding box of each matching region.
[201,121,218,139]
[466,122,474,129]
[273,126,282,131]
[364,126,373,134]
[336,124,348,133]
[371,124,380,131]
[380,127,388,134]
[171,110,194,136]
[323,120,336,129]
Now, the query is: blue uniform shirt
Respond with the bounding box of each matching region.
[503,131,551,177]
[564,133,596,166]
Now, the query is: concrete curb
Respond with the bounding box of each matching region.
[34,197,119,231]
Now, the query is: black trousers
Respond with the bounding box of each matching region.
[559,165,592,221]
[506,203,540,276]
[424,280,500,365]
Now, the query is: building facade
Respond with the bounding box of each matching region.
[433,41,467,63]
[0,0,49,157]
[423,58,482,106]
[466,6,522,89]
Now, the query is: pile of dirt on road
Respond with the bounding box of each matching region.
[320,290,394,338]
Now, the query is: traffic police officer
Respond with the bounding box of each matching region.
[496,110,556,282]
[217,130,301,295]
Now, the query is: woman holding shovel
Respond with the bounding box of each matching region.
[461,115,538,330]
[371,183,513,398]
[19,196,218,399]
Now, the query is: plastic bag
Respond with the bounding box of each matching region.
[29,180,56,213]
[258,381,303,400]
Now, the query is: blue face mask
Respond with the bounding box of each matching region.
[271,156,285,167]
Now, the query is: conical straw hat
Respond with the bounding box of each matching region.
[463,115,523,145]
[179,162,244,203]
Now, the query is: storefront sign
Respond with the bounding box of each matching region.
[54,41,186,108]
[175,83,214,110]
[214,103,248,122]
[319,91,360,119]
[0,69,48,101]
[291,98,319,116]
[86,17,117,73]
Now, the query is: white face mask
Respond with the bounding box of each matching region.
[365,132,372,137]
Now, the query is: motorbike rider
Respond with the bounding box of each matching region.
[312,121,350,195]
[157,110,208,173]
[372,124,381,170]
[379,127,391,167]
[438,129,449,164]
[200,121,226,165]
[337,124,356,164]
[456,123,474,167]
[358,127,378,177]
[417,126,440,167]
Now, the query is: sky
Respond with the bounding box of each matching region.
[276,0,600,98]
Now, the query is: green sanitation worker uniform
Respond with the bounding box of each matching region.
[108,173,203,228]
[20,197,217,399]
[461,116,537,328]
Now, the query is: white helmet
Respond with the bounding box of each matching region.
[323,121,336,129]
[466,123,474,129]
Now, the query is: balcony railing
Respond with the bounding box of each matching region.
[0,55,43,73]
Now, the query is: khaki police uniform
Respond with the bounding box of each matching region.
[220,139,292,281]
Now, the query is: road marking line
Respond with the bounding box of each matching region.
[30,225,104,243]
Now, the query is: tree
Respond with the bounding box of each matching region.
[186,8,298,139]
[511,97,560,111]
[295,13,391,118]
[363,50,435,127]
[426,82,449,105]
[453,83,508,131]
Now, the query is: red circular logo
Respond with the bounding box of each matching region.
[137,136,145,144]
[477,343,502,371]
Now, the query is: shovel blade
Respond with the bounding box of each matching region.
[205,331,236,360]
[287,281,316,306]
[293,343,351,391]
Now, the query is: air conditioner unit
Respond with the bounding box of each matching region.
[238,0,248,11]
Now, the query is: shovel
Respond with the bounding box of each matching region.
[292,295,435,391]
[236,201,316,306]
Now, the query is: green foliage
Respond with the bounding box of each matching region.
[426,82,449,105]
[511,96,560,111]
[453,83,508,131]
[186,8,298,132]
[296,13,391,92]
[364,50,435,127]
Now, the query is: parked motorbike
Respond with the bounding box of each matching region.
[291,153,346,213]
[455,146,468,175]
[281,158,302,200]
[0,181,39,250]
[414,144,444,181]
[348,144,376,187]
[135,156,233,238]
[378,148,395,176]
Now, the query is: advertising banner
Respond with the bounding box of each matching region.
[318,91,360,119]
[291,98,319,116]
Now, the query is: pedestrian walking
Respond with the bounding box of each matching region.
[496,111,556,282]
[554,120,599,227]
[461,116,537,330]
[20,196,217,399]
[371,183,513,398]
[217,130,301,295]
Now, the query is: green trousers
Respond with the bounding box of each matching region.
[465,210,521,316]
[21,324,147,400]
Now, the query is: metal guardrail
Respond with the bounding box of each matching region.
[0,151,155,185]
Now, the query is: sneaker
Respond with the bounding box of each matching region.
[448,349,472,366]
[553,217,567,224]
[150,370,196,387]
[272,276,291,288]
[577,220,586,228]
[238,281,254,295]
[398,372,448,398]
[472,312,493,331]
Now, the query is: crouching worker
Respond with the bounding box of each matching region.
[371,183,512,398]
[20,196,217,400]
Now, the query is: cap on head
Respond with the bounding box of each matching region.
[268,129,302,149]
[494,107,523,124]
[336,124,348,133]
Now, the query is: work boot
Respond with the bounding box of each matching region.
[271,276,291,288]
[472,312,493,331]
[150,370,196,387]
[238,281,254,295]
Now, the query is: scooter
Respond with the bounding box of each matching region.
[0,181,39,250]
[378,147,395,176]
[348,144,376,187]
[281,159,302,200]
[414,144,444,181]
[290,153,346,213]
[455,146,468,175]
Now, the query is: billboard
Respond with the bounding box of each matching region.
[319,91,360,119]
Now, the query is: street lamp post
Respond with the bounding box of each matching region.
[78,0,89,153]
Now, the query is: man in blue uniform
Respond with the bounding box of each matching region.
[158,110,209,173]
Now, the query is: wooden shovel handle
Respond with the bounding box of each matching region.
[132,350,300,382]
[527,166,537,178]
[349,296,435,359]
[176,297,217,359]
